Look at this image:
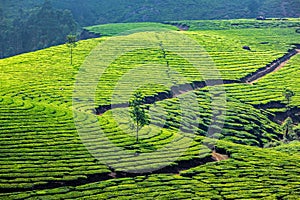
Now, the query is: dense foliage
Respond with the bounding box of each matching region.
[0,1,77,58]
[1,0,300,58]
[22,0,300,25]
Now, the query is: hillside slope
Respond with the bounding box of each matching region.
[1,19,300,198]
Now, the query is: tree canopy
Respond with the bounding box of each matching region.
[0,1,77,58]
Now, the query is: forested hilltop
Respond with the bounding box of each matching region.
[0,1,77,58]
[1,0,299,58]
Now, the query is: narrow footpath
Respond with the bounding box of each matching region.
[96,47,300,115]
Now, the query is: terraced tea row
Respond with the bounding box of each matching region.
[77,28,299,108]
[4,140,300,199]
[181,140,300,199]
[0,82,283,192]
[78,110,213,174]
[0,39,103,108]
[0,96,216,192]
[1,27,297,110]
[224,54,300,111]
[168,18,300,31]
[0,97,112,192]
[148,90,281,147]
[85,22,178,36]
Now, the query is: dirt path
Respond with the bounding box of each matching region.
[249,49,299,84]
[240,48,299,84]
[212,151,229,161]
[96,47,300,115]
[250,60,288,84]
[96,80,238,114]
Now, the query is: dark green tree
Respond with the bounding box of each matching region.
[0,0,78,59]
[294,124,300,139]
[283,88,295,110]
[129,91,149,143]
[66,34,77,65]
[282,117,296,142]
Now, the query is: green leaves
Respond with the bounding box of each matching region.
[66,34,77,48]
[283,88,295,106]
[66,34,77,65]
[129,91,149,142]
[0,1,78,58]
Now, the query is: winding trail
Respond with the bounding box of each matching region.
[242,48,299,84]
[212,151,229,161]
[96,47,300,115]
[249,59,289,84]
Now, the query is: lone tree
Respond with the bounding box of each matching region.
[66,34,77,65]
[282,117,296,142]
[281,88,297,143]
[283,88,295,110]
[129,91,148,143]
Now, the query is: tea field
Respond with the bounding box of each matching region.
[2,140,300,199]
[1,19,300,199]
[84,22,178,36]
[168,18,300,31]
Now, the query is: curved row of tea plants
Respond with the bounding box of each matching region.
[78,27,300,106]
[84,22,178,36]
[1,25,298,109]
[147,89,282,147]
[0,97,112,192]
[224,54,300,109]
[0,38,105,108]
[168,18,300,31]
[3,140,300,199]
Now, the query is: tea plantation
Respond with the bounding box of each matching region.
[1,19,300,199]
